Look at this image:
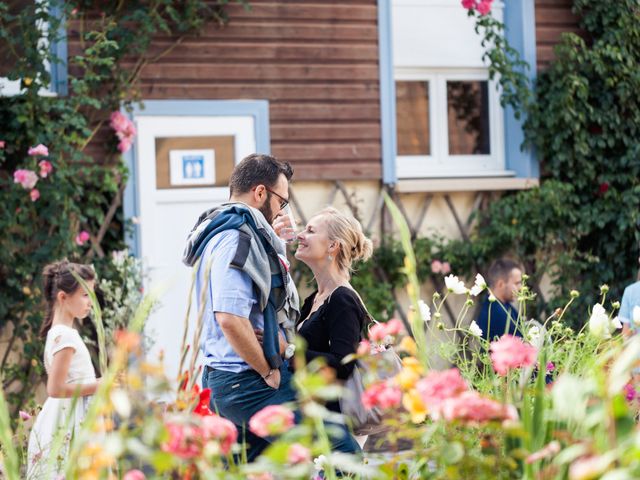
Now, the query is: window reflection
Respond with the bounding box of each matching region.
[396,81,430,156]
[447,81,490,155]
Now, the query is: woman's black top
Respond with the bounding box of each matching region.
[298,287,367,378]
[297,287,367,412]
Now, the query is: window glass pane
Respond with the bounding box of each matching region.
[447,81,490,155]
[396,81,430,155]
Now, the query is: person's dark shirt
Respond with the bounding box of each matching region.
[297,287,366,412]
[475,296,522,342]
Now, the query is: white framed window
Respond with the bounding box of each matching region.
[392,0,509,178]
[395,68,505,178]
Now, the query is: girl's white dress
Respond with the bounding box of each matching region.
[27,324,97,479]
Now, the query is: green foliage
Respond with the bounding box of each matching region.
[0,0,243,412]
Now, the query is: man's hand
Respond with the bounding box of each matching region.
[263,368,281,390]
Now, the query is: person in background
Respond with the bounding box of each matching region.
[620,257,640,338]
[475,258,523,342]
[28,260,100,478]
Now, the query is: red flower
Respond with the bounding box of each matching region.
[599,182,609,194]
[193,388,213,416]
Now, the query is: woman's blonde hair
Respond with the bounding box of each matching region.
[318,207,373,274]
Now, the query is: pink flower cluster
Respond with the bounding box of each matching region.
[414,367,517,424]
[431,259,451,275]
[415,368,468,418]
[362,380,402,410]
[13,144,53,203]
[490,334,538,376]
[162,415,238,458]
[368,318,404,343]
[462,0,493,15]
[248,404,295,438]
[110,111,137,153]
[439,391,518,423]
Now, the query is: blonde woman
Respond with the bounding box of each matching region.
[294,207,373,451]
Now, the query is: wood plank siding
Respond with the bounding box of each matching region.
[535,0,582,70]
[69,1,383,181]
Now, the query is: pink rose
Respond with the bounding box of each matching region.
[28,144,49,156]
[123,470,146,480]
[415,368,468,417]
[431,260,443,274]
[118,137,133,153]
[38,160,53,178]
[362,381,402,410]
[287,443,311,464]
[248,405,295,438]
[110,111,137,153]
[490,335,538,376]
[461,0,477,9]
[439,390,518,423]
[200,414,238,455]
[368,319,404,342]
[0,141,5,148]
[13,169,38,189]
[441,262,451,275]
[75,230,90,246]
[30,189,40,202]
[19,410,32,421]
[476,0,492,15]
[161,423,202,459]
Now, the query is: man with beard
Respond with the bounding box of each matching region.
[182,153,300,461]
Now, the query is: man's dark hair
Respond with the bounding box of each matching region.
[229,153,293,196]
[487,258,522,287]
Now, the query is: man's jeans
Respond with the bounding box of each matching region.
[203,364,361,462]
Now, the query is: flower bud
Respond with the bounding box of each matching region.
[434,312,442,320]
[522,273,529,281]
[437,322,444,330]
[465,299,474,307]
[570,290,580,298]
[612,301,620,309]
[433,291,441,300]
[489,294,497,302]
[600,284,609,294]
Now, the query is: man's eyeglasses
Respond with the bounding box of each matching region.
[265,187,289,210]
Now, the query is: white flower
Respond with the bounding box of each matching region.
[418,300,431,322]
[527,325,542,345]
[314,455,327,471]
[444,274,467,295]
[469,273,487,297]
[469,320,483,337]
[611,316,622,330]
[633,306,640,327]
[589,303,611,339]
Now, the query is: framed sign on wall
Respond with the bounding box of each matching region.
[155,135,235,189]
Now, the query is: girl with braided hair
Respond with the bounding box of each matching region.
[27,260,101,478]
